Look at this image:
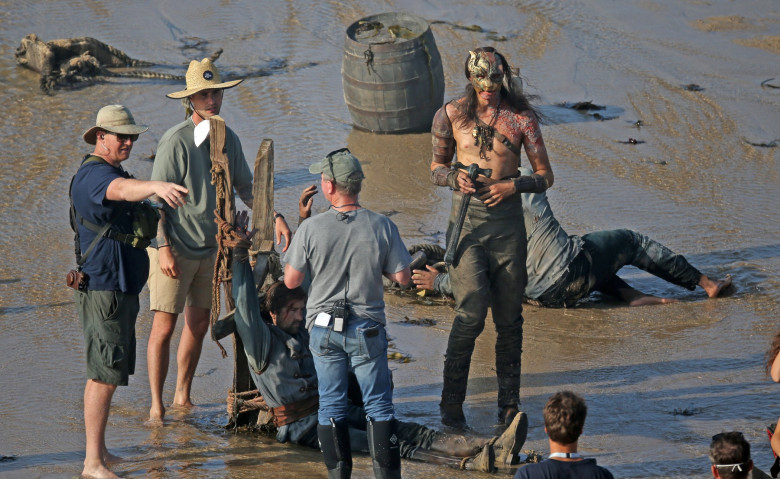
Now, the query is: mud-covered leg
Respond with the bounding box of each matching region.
[442,243,491,430]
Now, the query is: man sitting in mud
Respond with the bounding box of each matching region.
[227,211,528,474]
[413,167,732,307]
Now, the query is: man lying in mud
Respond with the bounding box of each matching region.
[412,167,732,307]
[227,211,528,474]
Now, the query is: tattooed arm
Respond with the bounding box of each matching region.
[519,111,554,188]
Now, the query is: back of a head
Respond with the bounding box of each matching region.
[544,391,587,445]
[709,432,751,479]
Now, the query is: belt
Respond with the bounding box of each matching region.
[272,394,319,427]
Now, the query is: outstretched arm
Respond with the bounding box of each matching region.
[231,211,272,374]
[106,178,188,207]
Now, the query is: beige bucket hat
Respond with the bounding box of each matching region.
[166,58,243,99]
[82,104,149,145]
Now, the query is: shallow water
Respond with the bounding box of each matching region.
[0,0,778,478]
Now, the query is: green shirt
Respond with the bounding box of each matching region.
[152,118,253,259]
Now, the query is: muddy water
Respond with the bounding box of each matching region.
[0,0,778,478]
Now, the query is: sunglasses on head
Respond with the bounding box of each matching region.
[711,432,748,472]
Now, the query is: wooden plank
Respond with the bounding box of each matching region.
[251,139,275,254]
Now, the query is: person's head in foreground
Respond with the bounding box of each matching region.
[544,390,587,445]
[709,431,752,479]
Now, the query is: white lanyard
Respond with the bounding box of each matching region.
[549,452,582,459]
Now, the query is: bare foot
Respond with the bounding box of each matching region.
[103,450,122,464]
[148,404,165,424]
[617,286,677,307]
[700,274,732,298]
[81,463,119,479]
[171,399,195,409]
[628,295,678,307]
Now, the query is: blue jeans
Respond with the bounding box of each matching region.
[309,316,395,424]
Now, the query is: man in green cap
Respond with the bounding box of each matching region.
[146,58,291,422]
[284,148,412,479]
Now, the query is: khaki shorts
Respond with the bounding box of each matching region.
[77,290,139,386]
[148,247,215,313]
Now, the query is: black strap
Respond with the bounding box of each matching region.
[78,214,118,266]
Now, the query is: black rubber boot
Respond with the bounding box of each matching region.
[318,419,352,479]
[367,418,401,479]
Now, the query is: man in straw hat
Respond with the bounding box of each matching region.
[284,148,411,478]
[146,58,291,422]
[73,104,188,478]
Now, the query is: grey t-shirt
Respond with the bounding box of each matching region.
[285,208,412,329]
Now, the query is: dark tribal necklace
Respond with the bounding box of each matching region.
[472,102,501,160]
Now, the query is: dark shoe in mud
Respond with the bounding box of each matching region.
[498,405,519,426]
[461,443,495,472]
[494,410,528,465]
[440,402,469,430]
[409,250,428,271]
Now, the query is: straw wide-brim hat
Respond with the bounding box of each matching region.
[166,58,243,99]
[82,104,149,145]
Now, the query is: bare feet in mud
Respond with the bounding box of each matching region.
[627,295,679,307]
[700,274,732,298]
[147,405,165,425]
[172,398,196,409]
[81,462,119,479]
[103,449,122,464]
[617,287,678,307]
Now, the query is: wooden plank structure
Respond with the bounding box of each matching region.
[207,133,278,428]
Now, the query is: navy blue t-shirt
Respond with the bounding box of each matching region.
[514,458,615,479]
[71,156,149,294]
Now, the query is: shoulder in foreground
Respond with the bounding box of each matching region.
[507,106,538,121]
[158,118,192,144]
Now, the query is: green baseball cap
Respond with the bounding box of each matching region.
[309,148,365,183]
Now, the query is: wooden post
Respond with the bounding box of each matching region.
[250,139,275,289]
[251,139,275,256]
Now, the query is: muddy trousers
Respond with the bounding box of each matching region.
[442,194,526,412]
[537,229,703,307]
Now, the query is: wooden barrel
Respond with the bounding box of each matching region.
[342,12,445,134]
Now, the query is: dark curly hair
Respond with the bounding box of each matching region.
[543,391,587,445]
[264,281,307,318]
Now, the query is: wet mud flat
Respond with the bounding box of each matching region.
[0,0,778,478]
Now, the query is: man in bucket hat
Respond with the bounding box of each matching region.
[73,105,188,478]
[146,58,291,422]
[284,148,412,478]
